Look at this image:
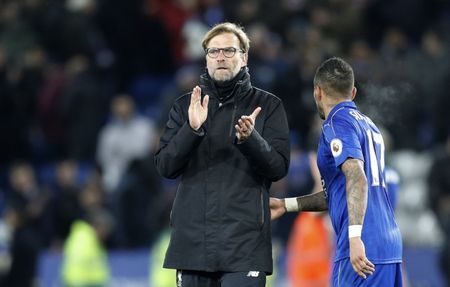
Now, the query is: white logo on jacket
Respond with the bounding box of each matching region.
[247,271,260,277]
[177,270,183,287]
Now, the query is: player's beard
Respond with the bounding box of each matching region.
[315,101,325,120]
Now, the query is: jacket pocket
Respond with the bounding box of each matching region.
[169,186,181,227]
[259,188,265,229]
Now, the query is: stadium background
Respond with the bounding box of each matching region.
[0,0,449,286]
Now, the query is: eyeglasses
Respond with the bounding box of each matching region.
[205,47,244,58]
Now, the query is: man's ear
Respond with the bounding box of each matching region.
[351,86,357,100]
[314,85,322,101]
[242,52,248,66]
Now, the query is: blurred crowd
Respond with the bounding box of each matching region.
[0,0,449,286]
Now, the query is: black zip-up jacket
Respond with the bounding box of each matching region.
[155,69,290,274]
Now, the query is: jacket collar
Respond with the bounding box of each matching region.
[325,101,357,123]
[199,67,252,102]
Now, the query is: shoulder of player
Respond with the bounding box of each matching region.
[327,107,355,128]
[322,108,357,140]
[330,105,355,120]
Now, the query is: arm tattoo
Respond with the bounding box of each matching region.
[297,191,328,212]
[341,158,368,225]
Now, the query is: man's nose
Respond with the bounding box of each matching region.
[216,50,226,60]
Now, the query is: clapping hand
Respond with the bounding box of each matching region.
[188,86,209,131]
[235,107,261,142]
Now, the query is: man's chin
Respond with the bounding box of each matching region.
[213,73,232,83]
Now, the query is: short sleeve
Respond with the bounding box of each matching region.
[324,117,363,168]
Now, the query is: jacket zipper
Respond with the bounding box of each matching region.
[228,105,237,137]
[228,81,243,137]
[260,190,265,227]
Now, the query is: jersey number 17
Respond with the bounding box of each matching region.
[366,129,385,187]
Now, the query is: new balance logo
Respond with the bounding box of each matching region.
[246,271,260,277]
[177,270,183,287]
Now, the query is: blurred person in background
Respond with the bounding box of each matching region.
[62,55,110,161]
[270,57,403,286]
[0,198,40,287]
[113,151,167,248]
[96,94,156,248]
[0,1,44,163]
[0,162,49,286]
[96,94,156,194]
[6,162,50,246]
[61,208,113,287]
[50,160,83,247]
[407,29,450,146]
[380,127,401,210]
[155,22,290,287]
[2,162,63,287]
[286,194,333,287]
[427,132,450,286]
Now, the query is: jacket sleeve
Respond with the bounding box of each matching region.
[154,100,205,179]
[236,99,290,181]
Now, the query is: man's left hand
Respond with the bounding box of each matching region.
[235,107,261,142]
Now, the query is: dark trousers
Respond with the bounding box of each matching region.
[176,270,266,287]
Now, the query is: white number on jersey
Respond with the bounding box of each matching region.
[366,129,385,187]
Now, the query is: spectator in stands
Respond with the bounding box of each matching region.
[6,162,50,245]
[0,197,41,287]
[61,55,109,161]
[61,208,113,287]
[114,152,166,248]
[96,94,156,194]
[428,133,450,286]
[2,161,48,286]
[50,160,83,247]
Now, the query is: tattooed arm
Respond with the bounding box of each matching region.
[269,191,328,220]
[342,158,368,226]
[296,191,328,211]
[341,158,375,279]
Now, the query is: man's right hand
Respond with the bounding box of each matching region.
[349,237,375,279]
[188,86,209,131]
[269,198,287,220]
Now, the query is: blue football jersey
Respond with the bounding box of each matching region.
[316,101,402,264]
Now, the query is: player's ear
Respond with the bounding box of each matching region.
[314,85,322,101]
[351,87,357,100]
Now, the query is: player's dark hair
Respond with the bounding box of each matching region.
[314,57,354,98]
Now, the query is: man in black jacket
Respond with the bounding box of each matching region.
[155,22,290,287]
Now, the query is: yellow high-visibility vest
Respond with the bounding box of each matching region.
[150,229,174,287]
[61,220,110,286]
